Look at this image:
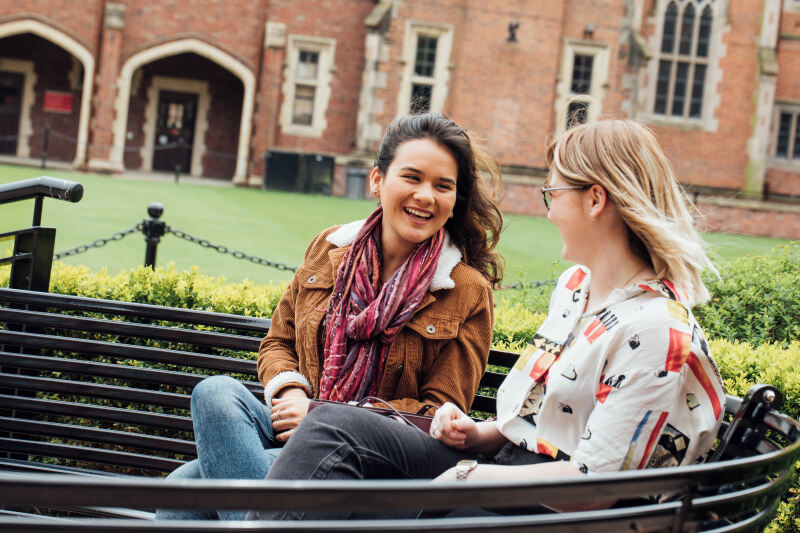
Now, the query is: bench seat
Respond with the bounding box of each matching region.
[1,287,799,532]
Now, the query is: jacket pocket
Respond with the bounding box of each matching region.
[405,314,460,340]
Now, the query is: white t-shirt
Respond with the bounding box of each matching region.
[496,265,725,474]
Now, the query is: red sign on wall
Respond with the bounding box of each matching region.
[43,91,73,113]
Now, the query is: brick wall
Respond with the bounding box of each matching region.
[696,200,800,240]
[119,1,263,69]
[251,0,374,165]
[2,0,800,239]
[639,0,763,192]
[0,2,102,55]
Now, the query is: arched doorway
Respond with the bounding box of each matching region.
[0,19,94,166]
[111,39,255,183]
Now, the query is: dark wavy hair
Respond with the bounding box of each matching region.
[375,113,504,286]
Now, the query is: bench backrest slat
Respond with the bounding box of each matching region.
[468,394,496,414]
[0,439,183,473]
[2,373,191,409]
[0,394,194,432]
[0,308,263,351]
[0,351,263,392]
[0,417,195,455]
[0,330,259,374]
[0,287,272,332]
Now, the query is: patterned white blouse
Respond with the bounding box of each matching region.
[496,265,725,474]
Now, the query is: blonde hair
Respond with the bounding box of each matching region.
[545,119,716,305]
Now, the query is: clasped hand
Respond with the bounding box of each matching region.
[270,388,310,443]
[428,402,479,450]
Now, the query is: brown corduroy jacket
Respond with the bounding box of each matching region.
[257,223,494,414]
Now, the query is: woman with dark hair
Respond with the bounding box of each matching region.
[248,118,725,521]
[156,112,503,520]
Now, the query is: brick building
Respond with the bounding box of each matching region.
[1,0,799,237]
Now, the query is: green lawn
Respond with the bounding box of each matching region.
[0,164,790,284]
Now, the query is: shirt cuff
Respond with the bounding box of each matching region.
[263,371,312,409]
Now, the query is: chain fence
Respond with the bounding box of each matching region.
[498,279,553,291]
[52,221,554,286]
[53,222,298,273]
[166,226,297,272]
[54,224,142,260]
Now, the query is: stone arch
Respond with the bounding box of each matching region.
[0,18,94,166]
[112,38,255,183]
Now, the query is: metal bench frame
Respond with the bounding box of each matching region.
[1,287,799,532]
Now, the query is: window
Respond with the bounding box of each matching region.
[567,54,594,127]
[292,50,319,126]
[554,41,609,131]
[773,108,800,161]
[280,36,335,137]
[410,35,437,112]
[397,22,453,115]
[653,0,714,119]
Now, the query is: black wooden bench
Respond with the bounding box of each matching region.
[1,286,799,532]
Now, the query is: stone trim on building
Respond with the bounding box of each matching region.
[0,57,35,158]
[768,102,800,171]
[279,35,336,138]
[0,18,93,166]
[640,0,730,132]
[109,38,255,183]
[396,20,453,116]
[553,39,610,131]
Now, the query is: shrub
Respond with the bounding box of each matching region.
[0,262,286,318]
[495,242,800,348]
[712,339,800,533]
[696,242,800,347]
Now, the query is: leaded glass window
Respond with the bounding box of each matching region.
[654,0,714,119]
[775,110,800,160]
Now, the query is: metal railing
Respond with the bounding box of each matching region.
[0,177,83,291]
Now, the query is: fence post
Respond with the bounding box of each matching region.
[41,126,50,169]
[142,202,165,268]
[174,136,183,183]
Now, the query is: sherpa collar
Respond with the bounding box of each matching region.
[326,219,462,291]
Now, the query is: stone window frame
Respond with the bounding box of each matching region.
[396,21,454,116]
[0,57,36,159]
[641,0,729,132]
[767,102,800,171]
[279,35,336,138]
[784,0,800,14]
[553,40,610,132]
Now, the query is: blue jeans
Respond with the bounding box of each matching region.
[155,375,283,521]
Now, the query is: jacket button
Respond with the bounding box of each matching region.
[396,364,404,375]
[307,275,317,283]
[426,324,436,334]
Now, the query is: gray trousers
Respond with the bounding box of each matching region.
[248,402,553,521]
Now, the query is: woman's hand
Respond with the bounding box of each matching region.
[271,387,310,443]
[429,402,479,450]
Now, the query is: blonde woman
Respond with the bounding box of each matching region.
[249,119,725,520]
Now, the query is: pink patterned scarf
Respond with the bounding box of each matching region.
[319,207,445,402]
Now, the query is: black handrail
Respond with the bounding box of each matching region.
[0,176,83,226]
[0,176,83,291]
[0,176,83,204]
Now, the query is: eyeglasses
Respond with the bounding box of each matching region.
[540,185,590,210]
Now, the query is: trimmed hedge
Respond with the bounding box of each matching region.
[696,243,800,347]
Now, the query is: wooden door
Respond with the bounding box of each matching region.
[152,90,197,172]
